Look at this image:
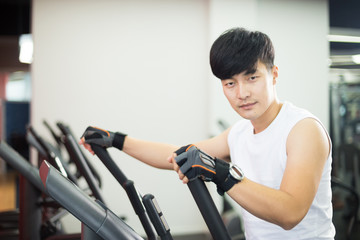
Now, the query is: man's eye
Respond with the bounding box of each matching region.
[249,76,258,81]
[226,82,234,87]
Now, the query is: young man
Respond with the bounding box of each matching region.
[80,28,335,239]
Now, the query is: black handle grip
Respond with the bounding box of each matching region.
[91,144,157,240]
[187,178,231,240]
[91,144,128,184]
[27,125,52,160]
[43,120,62,147]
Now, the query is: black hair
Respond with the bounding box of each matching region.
[210,27,275,80]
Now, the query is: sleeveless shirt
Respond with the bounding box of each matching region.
[227,101,335,240]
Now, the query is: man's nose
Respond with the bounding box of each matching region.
[236,82,250,100]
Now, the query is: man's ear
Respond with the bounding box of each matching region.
[272,65,279,84]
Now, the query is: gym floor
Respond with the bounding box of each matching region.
[0,171,17,212]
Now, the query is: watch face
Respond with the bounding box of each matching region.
[230,164,244,181]
[232,167,242,177]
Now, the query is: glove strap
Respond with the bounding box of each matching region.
[218,174,239,196]
[112,132,127,150]
[213,159,230,196]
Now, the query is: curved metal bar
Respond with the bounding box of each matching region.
[39,160,143,240]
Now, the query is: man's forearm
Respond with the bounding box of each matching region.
[227,178,310,230]
[122,136,178,170]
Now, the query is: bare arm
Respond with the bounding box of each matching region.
[226,118,330,230]
[125,128,232,170]
[79,127,231,171]
[122,136,178,170]
[80,135,178,170]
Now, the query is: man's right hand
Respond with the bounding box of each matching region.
[79,137,95,155]
[79,126,127,154]
[81,126,115,147]
[166,144,194,184]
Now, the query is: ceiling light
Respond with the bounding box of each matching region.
[352,54,360,64]
[19,34,33,64]
[328,34,360,43]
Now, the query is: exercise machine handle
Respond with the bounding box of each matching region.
[43,120,62,148]
[27,125,69,179]
[187,178,231,240]
[91,144,157,240]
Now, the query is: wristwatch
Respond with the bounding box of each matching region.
[216,162,244,195]
[229,163,244,182]
[219,162,244,195]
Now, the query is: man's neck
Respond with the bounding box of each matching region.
[251,99,283,134]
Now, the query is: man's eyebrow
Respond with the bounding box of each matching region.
[243,63,258,75]
[221,78,234,81]
[245,68,257,75]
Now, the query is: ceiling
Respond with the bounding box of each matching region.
[0,0,359,71]
[0,0,30,36]
[0,0,30,71]
[329,0,360,53]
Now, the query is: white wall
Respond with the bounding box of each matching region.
[32,0,210,235]
[31,0,329,236]
[257,0,330,128]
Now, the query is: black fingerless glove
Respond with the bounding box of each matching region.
[174,144,194,156]
[174,145,239,196]
[81,126,127,150]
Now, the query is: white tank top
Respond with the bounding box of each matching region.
[228,101,335,240]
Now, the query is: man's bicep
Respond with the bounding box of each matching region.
[281,118,330,209]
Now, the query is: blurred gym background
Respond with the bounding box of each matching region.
[0,0,360,239]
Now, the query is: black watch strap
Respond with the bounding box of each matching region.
[222,174,240,191]
[217,163,243,196]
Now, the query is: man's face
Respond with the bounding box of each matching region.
[221,61,278,121]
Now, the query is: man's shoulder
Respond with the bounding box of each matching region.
[281,102,319,127]
[283,101,313,117]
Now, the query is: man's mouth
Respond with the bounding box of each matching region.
[239,102,256,110]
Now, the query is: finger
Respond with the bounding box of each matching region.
[175,152,188,166]
[182,176,189,184]
[87,147,95,155]
[79,137,85,145]
[167,152,176,163]
[78,138,95,155]
[172,153,180,172]
[167,153,180,172]
[178,169,185,180]
[84,144,91,151]
[83,143,94,154]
